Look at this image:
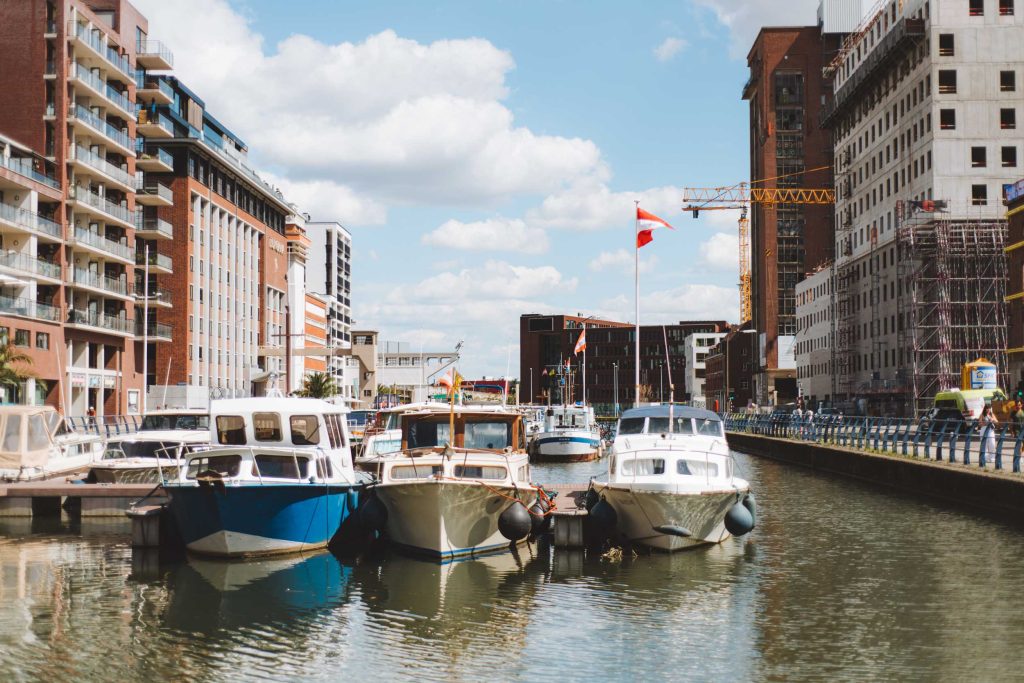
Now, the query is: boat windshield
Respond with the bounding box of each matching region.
[648,417,695,434]
[464,422,512,450]
[618,418,646,435]
[104,440,183,460]
[141,414,209,431]
[695,418,723,437]
[407,420,452,448]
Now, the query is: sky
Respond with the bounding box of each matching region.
[133,0,841,377]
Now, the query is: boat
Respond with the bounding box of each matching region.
[161,397,364,557]
[590,405,756,551]
[347,409,376,456]
[354,402,447,473]
[0,405,105,482]
[530,404,602,462]
[368,404,546,560]
[89,409,210,483]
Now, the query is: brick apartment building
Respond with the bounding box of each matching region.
[1006,178,1024,390]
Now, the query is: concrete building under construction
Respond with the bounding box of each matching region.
[813,0,1022,415]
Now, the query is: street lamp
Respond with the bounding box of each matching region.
[613,362,619,417]
[529,367,533,405]
[659,360,664,403]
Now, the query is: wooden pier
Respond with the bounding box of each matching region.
[0,481,163,517]
[547,483,592,547]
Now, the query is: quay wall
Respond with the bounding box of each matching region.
[727,432,1024,518]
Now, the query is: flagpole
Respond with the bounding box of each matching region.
[582,335,586,407]
[634,200,640,408]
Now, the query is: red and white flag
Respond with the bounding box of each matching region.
[574,329,586,355]
[437,370,453,388]
[636,207,673,248]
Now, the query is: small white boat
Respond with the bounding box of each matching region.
[89,409,210,483]
[0,406,105,481]
[591,405,755,551]
[368,404,545,560]
[531,404,601,462]
[355,402,448,473]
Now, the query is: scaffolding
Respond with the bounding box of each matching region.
[896,211,1009,416]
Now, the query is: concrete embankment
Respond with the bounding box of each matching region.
[728,432,1024,518]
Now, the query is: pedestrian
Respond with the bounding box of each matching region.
[791,404,803,437]
[1014,399,1024,436]
[805,406,815,439]
[980,405,998,461]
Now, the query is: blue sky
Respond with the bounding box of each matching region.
[136,0,831,377]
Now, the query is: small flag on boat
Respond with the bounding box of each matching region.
[438,370,454,388]
[574,329,586,355]
[636,207,673,248]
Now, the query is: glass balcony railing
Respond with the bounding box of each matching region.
[134,215,173,238]
[68,21,135,80]
[0,155,60,190]
[69,62,136,115]
[135,319,172,338]
[137,110,174,135]
[69,103,134,151]
[69,185,133,226]
[0,202,62,238]
[69,144,133,187]
[135,251,172,271]
[135,39,174,68]
[71,267,129,296]
[134,141,174,169]
[135,288,172,306]
[67,308,133,334]
[134,180,173,203]
[0,295,61,322]
[0,251,61,280]
[135,74,174,101]
[72,226,133,261]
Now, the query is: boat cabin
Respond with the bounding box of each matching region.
[401,408,526,453]
[615,405,724,439]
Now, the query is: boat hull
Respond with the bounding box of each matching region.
[596,484,745,551]
[165,483,360,557]
[375,481,538,560]
[532,432,601,462]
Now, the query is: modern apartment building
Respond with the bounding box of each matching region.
[0,0,177,415]
[704,322,758,412]
[681,331,727,407]
[821,0,1022,415]
[304,221,353,388]
[1004,178,1024,390]
[794,266,834,404]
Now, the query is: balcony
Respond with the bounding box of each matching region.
[135,145,173,172]
[134,179,173,206]
[69,267,131,298]
[135,250,172,274]
[135,318,172,341]
[68,103,135,156]
[66,308,133,336]
[67,21,135,84]
[0,203,63,242]
[0,295,61,323]
[0,251,62,282]
[137,110,173,139]
[70,226,133,263]
[68,62,136,119]
[0,154,60,190]
[135,288,173,307]
[68,185,135,231]
[68,144,134,192]
[134,74,173,105]
[134,215,173,239]
[135,39,173,71]
[45,19,57,37]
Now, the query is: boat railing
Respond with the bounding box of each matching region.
[66,414,142,437]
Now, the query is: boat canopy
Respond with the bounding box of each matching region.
[0,406,63,470]
[616,405,723,437]
[619,405,721,422]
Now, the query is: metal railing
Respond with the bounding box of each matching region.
[0,294,60,322]
[66,414,142,437]
[0,203,62,238]
[69,185,134,226]
[69,62,136,115]
[71,226,133,260]
[0,251,61,279]
[724,413,1024,474]
[69,103,134,151]
[70,144,134,186]
[136,38,174,67]
[0,155,61,190]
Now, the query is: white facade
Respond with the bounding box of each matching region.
[304,221,352,386]
[376,340,458,404]
[682,332,726,406]
[795,268,834,403]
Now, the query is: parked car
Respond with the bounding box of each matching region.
[918,407,974,434]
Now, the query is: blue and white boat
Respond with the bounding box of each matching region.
[531,405,602,462]
[163,397,363,558]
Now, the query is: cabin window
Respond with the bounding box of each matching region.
[407,421,451,448]
[464,422,512,449]
[618,418,646,435]
[648,417,695,434]
[390,464,442,479]
[216,415,247,445]
[620,458,665,475]
[186,454,242,478]
[678,459,720,478]
[453,465,507,480]
[324,414,347,449]
[316,457,333,478]
[27,415,49,451]
[518,465,529,481]
[253,413,282,441]
[2,415,21,452]
[695,419,724,437]
[253,454,308,479]
[290,415,321,445]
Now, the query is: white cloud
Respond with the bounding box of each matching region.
[653,37,688,62]
[588,249,657,275]
[261,173,387,226]
[601,283,739,324]
[134,1,605,207]
[527,180,682,231]
[699,232,739,270]
[694,0,826,58]
[422,218,549,254]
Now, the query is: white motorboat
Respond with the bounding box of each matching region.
[0,405,105,481]
[89,409,210,483]
[591,405,755,551]
[531,404,601,462]
[368,404,546,560]
[354,402,448,472]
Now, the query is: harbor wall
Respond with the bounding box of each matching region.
[727,432,1024,518]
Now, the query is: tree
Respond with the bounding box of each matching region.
[0,343,35,387]
[298,371,336,399]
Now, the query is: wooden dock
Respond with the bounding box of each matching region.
[0,481,164,517]
[547,483,591,547]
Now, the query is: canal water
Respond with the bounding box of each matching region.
[2,452,1024,681]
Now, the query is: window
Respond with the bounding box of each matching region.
[453,465,507,480]
[695,418,724,436]
[1002,108,1016,129]
[407,419,451,448]
[938,33,954,56]
[254,454,308,479]
[972,184,988,205]
[677,459,720,478]
[938,70,957,94]
[970,0,984,15]
[1001,71,1016,92]
[216,415,247,445]
[972,146,987,167]
[35,332,49,350]
[13,329,28,347]
[290,415,320,445]
[617,417,646,435]
[1003,146,1018,167]
[185,454,242,478]
[463,421,512,450]
[940,109,956,129]
[390,464,442,480]
[2,415,21,452]
[620,458,666,476]
[1000,0,1014,15]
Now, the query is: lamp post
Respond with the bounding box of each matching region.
[613,362,619,416]
[529,367,533,405]
[659,360,664,403]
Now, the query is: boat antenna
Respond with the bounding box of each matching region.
[662,325,674,432]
